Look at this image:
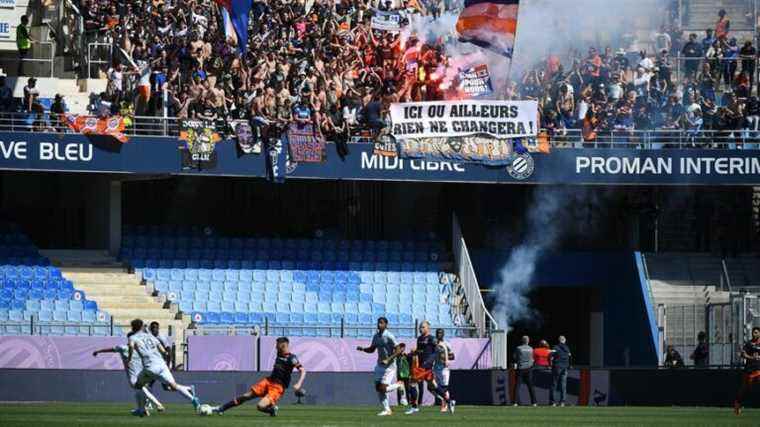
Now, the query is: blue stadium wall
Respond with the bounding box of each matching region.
[0,132,760,185]
[471,251,659,367]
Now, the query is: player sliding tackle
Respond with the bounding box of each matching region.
[211,337,306,417]
[128,319,201,416]
[357,316,407,416]
[92,331,164,416]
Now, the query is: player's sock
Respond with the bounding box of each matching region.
[142,387,162,410]
[386,382,402,393]
[378,391,390,411]
[409,386,418,408]
[135,389,147,412]
[434,385,449,402]
[219,398,241,413]
[175,385,195,402]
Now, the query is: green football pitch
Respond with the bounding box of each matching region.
[1,403,759,426]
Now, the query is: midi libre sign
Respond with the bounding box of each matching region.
[1,133,759,185]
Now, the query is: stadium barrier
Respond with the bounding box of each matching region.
[187,323,478,339]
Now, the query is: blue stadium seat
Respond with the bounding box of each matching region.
[67,311,82,323]
[234,312,249,324]
[193,301,207,312]
[198,269,212,282]
[205,312,221,324]
[239,269,253,282]
[211,269,226,282]
[142,269,156,281]
[69,300,83,311]
[253,270,266,283]
[179,301,193,313]
[207,301,221,313]
[25,299,40,312]
[304,313,318,324]
[304,302,318,314]
[219,312,235,324]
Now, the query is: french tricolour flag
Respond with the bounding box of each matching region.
[455,0,519,58]
[214,0,251,55]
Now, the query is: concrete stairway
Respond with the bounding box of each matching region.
[42,250,189,363]
[650,279,729,308]
[684,0,753,33]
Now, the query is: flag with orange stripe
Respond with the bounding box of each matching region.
[456,0,519,57]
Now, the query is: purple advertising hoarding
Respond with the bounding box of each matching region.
[186,336,256,371]
[0,336,126,369]
[258,337,491,372]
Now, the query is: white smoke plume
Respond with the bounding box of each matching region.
[490,187,583,331]
[401,0,666,95]
[511,0,666,74]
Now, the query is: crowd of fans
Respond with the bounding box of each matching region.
[516,7,760,143]
[72,0,458,142]
[10,1,760,145]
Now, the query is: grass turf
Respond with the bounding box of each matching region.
[0,403,759,426]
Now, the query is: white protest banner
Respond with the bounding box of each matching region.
[371,10,402,32]
[390,100,538,139]
[0,0,16,9]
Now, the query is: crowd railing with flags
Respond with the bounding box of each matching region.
[1,112,760,149]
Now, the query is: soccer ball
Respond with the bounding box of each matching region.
[198,404,214,416]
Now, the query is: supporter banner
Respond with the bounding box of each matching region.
[62,114,129,143]
[259,337,491,372]
[266,136,288,183]
[179,119,222,170]
[285,123,325,163]
[458,64,493,97]
[0,0,16,8]
[373,131,397,157]
[0,336,125,369]
[389,100,538,139]
[232,120,261,156]
[398,134,513,166]
[187,336,256,371]
[371,10,402,32]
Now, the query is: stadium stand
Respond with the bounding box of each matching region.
[119,225,461,338]
[0,223,114,335]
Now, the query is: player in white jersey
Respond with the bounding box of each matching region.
[92,332,165,415]
[127,319,201,415]
[357,317,406,416]
[433,328,455,414]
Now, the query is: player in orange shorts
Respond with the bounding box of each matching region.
[406,320,438,414]
[735,327,760,415]
[212,337,306,417]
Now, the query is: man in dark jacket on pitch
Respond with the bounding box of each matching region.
[550,335,572,406]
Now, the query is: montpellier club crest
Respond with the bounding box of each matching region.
[506,152,534,180]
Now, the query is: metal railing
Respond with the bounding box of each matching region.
[452,213,498,335]
[87,42,112,79]
[187,321,478,338]
[0,316,121,336]
[8,41,56,78]
[2,112,760,149]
